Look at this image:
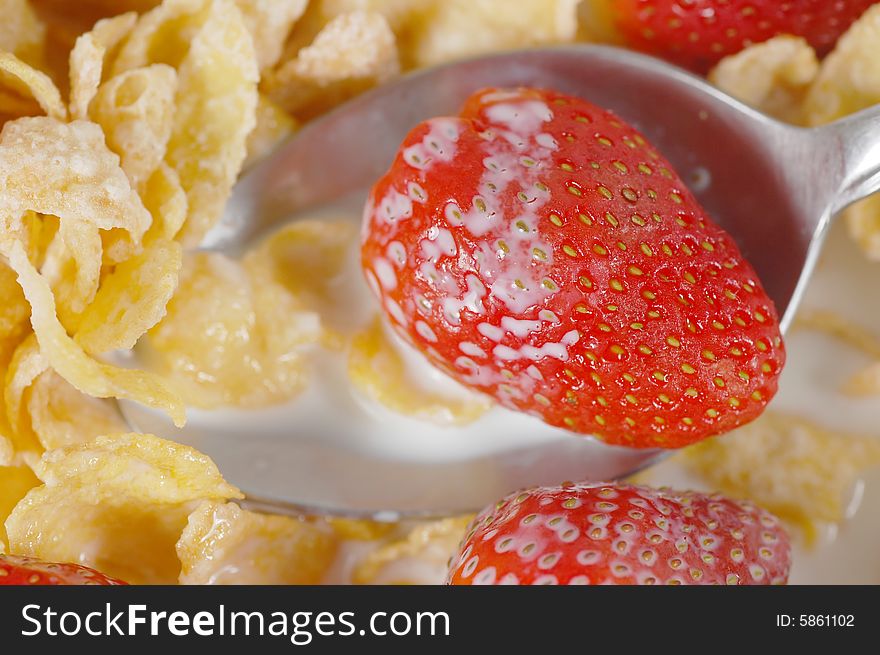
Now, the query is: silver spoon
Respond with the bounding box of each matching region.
[121,44,880,519]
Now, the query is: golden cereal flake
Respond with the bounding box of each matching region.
[709,36,819,125]
[141,161,188,243]
[235,0,309,70]
[27,370,128,451]
[0,52,65,121]
[143,252,321,408]
[5,433,241,584]
[0,117,151,240]
[90,64,178,189]
[0,464,39,551]
[804,4,880,125]
[685,412,880,535]
[3,335,47,459]
[264,11,399,120]
[352,517,472,585]
[0,0,46,68]
[40,220,102,330]
[349,318,491,425]
[68,12,139,121]
[2,240,186,426]
[76,238,182,354]
[177,501,338,585]
[404,0,579,69]
[803,6,880,260]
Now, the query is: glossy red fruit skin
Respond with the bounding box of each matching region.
[0,555,127,585]
[447,482,791,586]
[612,0,878,73]
[361,87,783,449]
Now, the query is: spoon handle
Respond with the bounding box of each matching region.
[818,103,880,213]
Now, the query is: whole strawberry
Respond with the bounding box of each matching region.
[0,555,127,585]
[361,87,783,449]
[447,481,791,585]
[611,0,877,73]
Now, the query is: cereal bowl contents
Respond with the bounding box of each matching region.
[0,0,879,585]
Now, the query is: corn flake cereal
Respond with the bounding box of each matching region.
[0,464,39,551]
[403,0,579,69]
[0,0,46,68]
[5,432,241,583]
[0,117,151,239]
[349,318,491,425]
[178,501,338,584]
[144,251,321,408]
[40,220,102,330]
[709,36,819,125]
[235,0,308,71]
[265,11,399,120]
[111,0,259,246]
[76,239,182,354]
[68,12,139,121]
[90,64,177,189]
[352,517,471,585]
[27,369,128,451]
[0,52,66,121]
[3,240,186,426]
[686,412,880,538]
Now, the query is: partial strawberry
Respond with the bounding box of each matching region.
[0,555,127,585]
[361,87,783,449]
[447,481,791,585]
[610,0,878,73]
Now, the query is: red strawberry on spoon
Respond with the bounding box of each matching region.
[447,481,791,585]
[609,0,878,73]
[0,555,127,585]
[361,87,783,449]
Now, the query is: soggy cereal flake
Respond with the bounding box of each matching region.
[235,0,308,70]
[404,0,579,69]
[0,118,151,241]
[68,12,139,121]
[40,221,102,330]
[804,5,880,125]
[328,518,396,541]
[0,52,66,121]
[843,361,880,396]
[91,64,177,189]
[686,412,880,537]
[5,432,241,584]
[141,162,188,243]
[144,251,321,408]
[352,517,471,584]
[27,370,128,451]
[242,218,357,334]
[265,11,399,120]
[76,239,182,354]
[109,0,258,245]
[0,465,39,549]
[0,0,46,68]
[243,94,298,170]
[709,36,819,125]
[348,318,491,425]
[177,501,338,584]
[2,241,186,426]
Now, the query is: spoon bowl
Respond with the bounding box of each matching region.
[122,45,880,518]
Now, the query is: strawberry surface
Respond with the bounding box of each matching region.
[611,0,877,73]
[361,87,783,448]
[446,481,791,585]
[0,554,126,585]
